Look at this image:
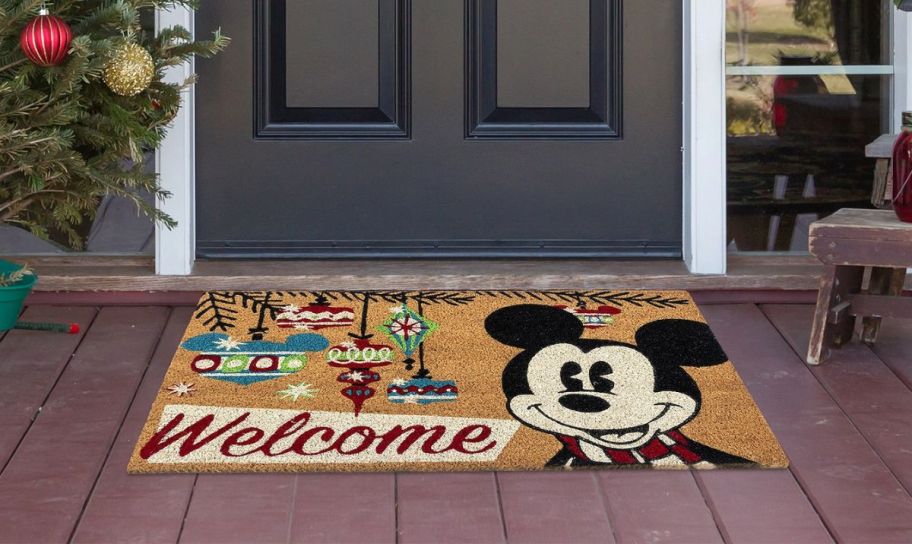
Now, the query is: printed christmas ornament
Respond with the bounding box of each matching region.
[387,378,459,405]
[555,304,622,328]
[326,338,394,416]
[19,8,72,67]
[181,332,328,386]
[103,43,155,96]
[378,304,438,357]
[276,295,355,330]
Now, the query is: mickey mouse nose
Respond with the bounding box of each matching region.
[559,394,610,413]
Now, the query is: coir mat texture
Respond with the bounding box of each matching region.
[129,290,788,473]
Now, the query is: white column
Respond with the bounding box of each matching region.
[154,6,196,275]
[682,0,727,275]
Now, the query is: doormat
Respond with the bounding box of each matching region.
[129,291,787,473]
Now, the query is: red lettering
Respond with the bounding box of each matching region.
[290,426,336,455]
[336,426,376,454]
[259,413,312,456]
[139,412,249,459]
[374,425,448,454]
[448,425,496,454]
[141,411,502,461]
[220,428,266,457]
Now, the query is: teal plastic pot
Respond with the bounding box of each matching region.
[0,260,36,331]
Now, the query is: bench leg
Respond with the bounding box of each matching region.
[807,265,865,365]
[861,267,907,345]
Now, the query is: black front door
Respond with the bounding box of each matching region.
[195,0,681,257]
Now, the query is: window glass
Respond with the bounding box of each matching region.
[726,0,888,67]
[726,0,890,253]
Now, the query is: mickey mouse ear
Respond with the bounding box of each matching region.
[634,319,728,368]
[485,304,585,349]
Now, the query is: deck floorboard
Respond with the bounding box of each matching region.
[0,306,96,469]
[70,307,196,544]
[693,469,832,543]
[397,473,505,544]
[596,471,723,544]
[1,300,911,542]
[179,474,297,544]
[0,307,169,544]
[289,474,396,544]
[701,304,912,543]
[762,304,912,494]
[868,318,912,390]
[497,471,615,543]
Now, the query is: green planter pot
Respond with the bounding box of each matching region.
[0,260,36,331]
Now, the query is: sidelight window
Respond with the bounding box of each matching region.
[725,0,893,253]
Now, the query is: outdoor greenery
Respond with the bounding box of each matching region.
[0,0,227,248]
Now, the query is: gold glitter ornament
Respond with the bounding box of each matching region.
[103,43,154,96]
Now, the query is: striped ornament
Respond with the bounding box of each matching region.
[19,9,72,67]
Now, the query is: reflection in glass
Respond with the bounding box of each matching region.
[726,0,887,67]
[726,0,888,253]
[727,74,886,252]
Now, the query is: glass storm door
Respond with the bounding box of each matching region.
[195,0,682,258]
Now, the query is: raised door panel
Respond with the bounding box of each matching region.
[255,0,410,138]
[466,0,621,138]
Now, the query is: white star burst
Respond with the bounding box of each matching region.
[348,370,365,383]
[278,382,318,402]
[390,378,407,386]
[167,382,196,397]
[280,304,300,313]
[214,336,245,351]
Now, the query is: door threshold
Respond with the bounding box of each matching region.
[15,254,826,292]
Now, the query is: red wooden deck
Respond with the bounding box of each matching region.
[2,299,912,543]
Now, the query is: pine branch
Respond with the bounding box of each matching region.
[476,290,691,309]
[234,291,292,321]
[194,291,238,332]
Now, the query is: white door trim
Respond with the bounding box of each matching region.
[155,5,196,275]
[682,0,727,274]
[152,1,736,276]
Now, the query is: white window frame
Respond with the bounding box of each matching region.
[154,2,912,276]
[894,7,912,130]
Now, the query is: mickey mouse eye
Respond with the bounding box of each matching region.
[560,361,584,392]
[589,361,614,394]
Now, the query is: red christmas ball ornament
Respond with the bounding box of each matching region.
[19,8,73,67]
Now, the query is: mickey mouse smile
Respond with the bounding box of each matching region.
[530,402,678,446]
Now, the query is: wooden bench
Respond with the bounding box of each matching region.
[807,208,910,365]
[866,134,897,208]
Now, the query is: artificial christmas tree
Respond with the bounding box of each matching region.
[0,0,228,248]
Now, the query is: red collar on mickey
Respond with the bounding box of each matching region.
[557,430,702,465]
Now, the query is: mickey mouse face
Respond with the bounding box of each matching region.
[510,343,698,448]
[485,304,729,451]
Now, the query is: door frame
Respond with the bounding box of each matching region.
[155,2,912,276]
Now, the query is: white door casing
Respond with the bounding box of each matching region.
[155,5,195,276]
[682,0,726,274]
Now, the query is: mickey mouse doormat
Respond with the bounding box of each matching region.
[129,291,788,473]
